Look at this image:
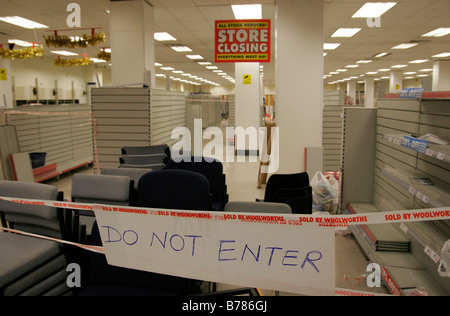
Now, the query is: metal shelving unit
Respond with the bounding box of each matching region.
[341,98,450,296]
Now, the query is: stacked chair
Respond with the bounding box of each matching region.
[71,174,134,244]
[166,156,228,211]
[0,181,73,296]
[257,172,312,214]
[119,144,170,170]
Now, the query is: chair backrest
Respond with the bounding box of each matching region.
[224,201,292,214]
[264,172,309,202]
[0,181,61,238]
[122,144,170,159]
[166,156,227,210]
[71,174,132,206]
[119,163,165,171]
[120,154,168,166]
[101,168,151,190]
[273,187,312,214]
[136,169,211,211]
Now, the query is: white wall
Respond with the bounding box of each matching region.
[10,57,104,104]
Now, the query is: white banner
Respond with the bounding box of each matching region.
[93,204,335,296]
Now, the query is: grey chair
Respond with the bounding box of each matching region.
[71,174,133,242]
[224,201,292,214]
[0,181,71,296]
[122,144,170,159]
[101,167,151,190]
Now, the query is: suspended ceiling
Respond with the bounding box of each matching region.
[0,0,449,87]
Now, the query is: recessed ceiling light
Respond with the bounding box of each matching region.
[155,62,163,67]
[422,28,450,37]
[331,28,361,37]
[391,65,407,68]
[160,67,175,71]
[186,55,204,60]
[172,70,184,74]
[8,39,33,47]
[392,43,419,49]
[170,45,192,52]
[417,74,429,77]
[324,43,341,50]
[154,32,176,41]
[404,72,417,75]
[419,69,433,72]
[181,73,191,76]
[366,72,378,75]
[206,66,218,70]
[50,50,78,56]
[0,16,48,29]
[409,59,429,64]
[198,62,211,65]
[357,60,373,64]
[91,58,106,63]
[345,65,359,68]
[374,52,389,58]
[231,4,262,19]
[336,69,348,72]
[377,69,390,72]
[352,2,397,18]
[433,52,450,58]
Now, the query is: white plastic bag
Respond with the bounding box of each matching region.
[311,171,339,214]
[438,239,450,278]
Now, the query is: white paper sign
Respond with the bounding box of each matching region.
[93,204,335,296]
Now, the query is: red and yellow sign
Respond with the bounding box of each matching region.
[215,19,271,63]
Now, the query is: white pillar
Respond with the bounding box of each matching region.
[347,80,357,104]
[235,62,261,156]
[365,77,375,107]
[390,70,403,93]
[432,60,450,91]
[0,59,13,108]
[275,0,324,173]
[110,0,155,87]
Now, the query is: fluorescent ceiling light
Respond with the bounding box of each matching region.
[323,53,328,57]
[374,52,389,58]
[181,73,191,76]
[417,74,429,77]
[377,69,390,72]
[409,59,429,64]
[8,39,33,47]
[366,72,378,75]
[0,16,48,29]
[155,62,163,67]
[433,52,450,58]
[172,70,184,74]
[154,32,176,41]
[357,60,373,64]
[422,28,450,37]
[352,2,397,18]
[198,62,211,65]
[170,45,192,52]
[392,43,419,49]
[336,69,348,72]
[206,66,218,70]
[324,43,341,50]
[160,67,175,71]
[212,70,222,73]
[231,4,262,19]
[419,69,433,72]
[391,64,407,68]
[91,58,106,63]
[404,77,414,79]
[186,55,204,60]
[404,72,416,75]
[102,48,112,53]
[50,50,78,56]
[331,28,361,38]
[345,65,359,68]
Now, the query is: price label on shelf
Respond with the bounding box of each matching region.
[424,246,440,264]
[401,136,428,154]
[425,148,433,157]
[409,186,417,195]
[437,152,445,161]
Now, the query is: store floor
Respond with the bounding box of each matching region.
[44,158,390,296]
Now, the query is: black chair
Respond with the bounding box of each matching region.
[0,181,72,296]
[122,144,171,160]
[166,156,228,211]
[258,172,312,214]
[136,169,212,211]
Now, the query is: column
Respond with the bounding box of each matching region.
[347,80,357,105]
[235,62,262,157]
[0,59,13,108]
[109,0,155,87]
[432,60,450,91]
[365,77,375,107]
[389,70,403,93]
[275,0,324,173]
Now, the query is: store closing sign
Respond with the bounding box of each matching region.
[93,204,335,296]
[215,20,271,63]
